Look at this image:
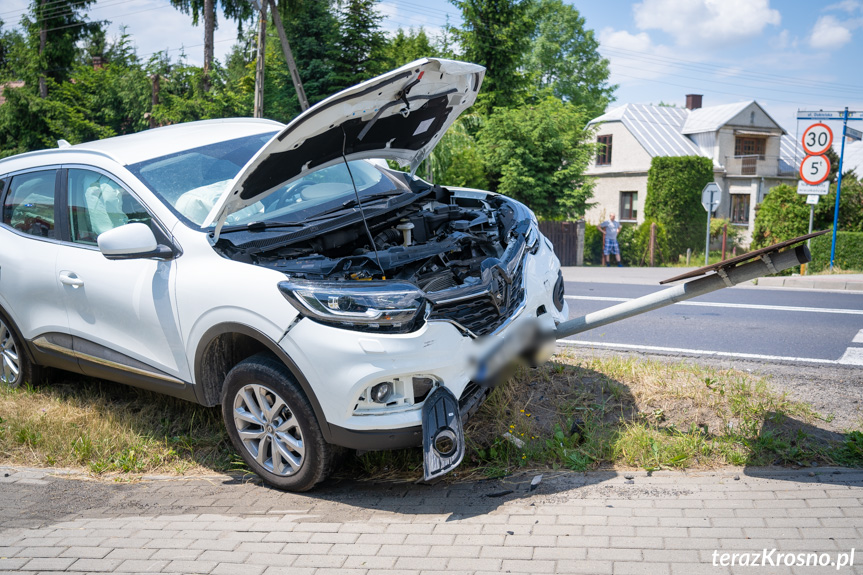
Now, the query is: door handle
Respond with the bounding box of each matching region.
[59,271,84,288]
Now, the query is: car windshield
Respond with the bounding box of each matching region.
[127,133,403,228]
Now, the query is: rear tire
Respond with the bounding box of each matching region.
[221,353,335,491]
[0,314,42,389]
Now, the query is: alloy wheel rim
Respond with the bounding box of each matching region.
[0,319,20,387]
[233,383,305,476]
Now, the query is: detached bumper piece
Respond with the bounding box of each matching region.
[422,386,465,481]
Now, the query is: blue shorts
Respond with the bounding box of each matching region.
[604,238,620,256]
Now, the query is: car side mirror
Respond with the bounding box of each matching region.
[97,223,174,260]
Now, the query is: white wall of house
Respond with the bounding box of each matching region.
[585,121,652,225]
[585,174,648,225]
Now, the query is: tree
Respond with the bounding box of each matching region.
[525,0,615,119]
[20,0,99,97]
[280,0,341,106]
[449,0,535,112]
[168,0,253,90]
[431,117,488,190]
[643,156,713,258]
[478,96,595,219]
[379,28,439,70]
[332,0,387,89]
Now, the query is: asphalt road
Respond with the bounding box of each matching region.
[560,281,863,366]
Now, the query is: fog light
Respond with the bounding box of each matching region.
[371,381,394,403]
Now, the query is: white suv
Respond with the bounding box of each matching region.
[0,59,567,490]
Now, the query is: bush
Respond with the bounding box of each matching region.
[709,218,742,251]
[808,231,863,272]
[814,177,863,233]
[619,219,670,266]
[583,222,603,265]
[644,156,713,259]
[751,183,812,249]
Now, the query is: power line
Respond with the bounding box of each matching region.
[606,59,863,101]
[608,69,844,108]
[599,45,863,94]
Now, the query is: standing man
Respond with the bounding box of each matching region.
[599,213,622,267]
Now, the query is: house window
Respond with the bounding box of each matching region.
[620,191,637,221]
[730,194,750,224]
[734,136,765,159]
[596,135,612,165]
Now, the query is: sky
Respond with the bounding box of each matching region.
[2,0,863,139]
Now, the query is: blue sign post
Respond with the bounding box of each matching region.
[797,109,863,271]
[831,109,849,271]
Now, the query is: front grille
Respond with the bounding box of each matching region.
[429,264,525,336]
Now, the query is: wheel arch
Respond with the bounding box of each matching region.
[192,322,333,443]
[0,302,40,367]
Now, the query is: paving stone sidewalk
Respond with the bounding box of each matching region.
[1,466,862,574]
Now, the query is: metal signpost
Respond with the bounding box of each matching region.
[797,109,863,270]
[701,182,722,266]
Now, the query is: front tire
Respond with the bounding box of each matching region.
[221,353,334,491]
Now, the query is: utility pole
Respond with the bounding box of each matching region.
[149,74,160,129]
[253,0,267,118]
[38,0,48,98]
[268,0,309,111]
[202,0,214,92]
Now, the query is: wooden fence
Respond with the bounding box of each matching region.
[538,220,583,266]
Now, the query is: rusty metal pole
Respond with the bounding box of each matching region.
[649,222,656,267]
[721,223,727,261]
[253,0,268,118]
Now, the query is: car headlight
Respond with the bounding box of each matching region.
[278,280,427,333]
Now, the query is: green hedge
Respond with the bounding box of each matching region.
[644,156,713,259]
[809,231,863,272]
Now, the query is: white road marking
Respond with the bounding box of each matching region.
[853,329,863,344]
[565,295,863,315]
[557,339,839,364]
[838,348,863,366]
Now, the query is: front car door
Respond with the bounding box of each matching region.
[55,167,192,394]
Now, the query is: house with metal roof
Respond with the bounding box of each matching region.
[585,95,800,245]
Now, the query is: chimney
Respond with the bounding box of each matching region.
[686,94,703,110]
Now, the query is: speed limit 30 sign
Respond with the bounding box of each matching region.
[802,123,833,155]
[800,154,831,185]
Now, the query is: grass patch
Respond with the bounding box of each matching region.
[1,353,861,482]
[0,377,238,477]
[352,352,862,481]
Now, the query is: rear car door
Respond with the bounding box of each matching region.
[55,167,191,388]
[0,169,74,366]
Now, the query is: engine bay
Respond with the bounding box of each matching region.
[214,180,529,295]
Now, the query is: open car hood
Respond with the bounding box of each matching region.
[203,58,485,233]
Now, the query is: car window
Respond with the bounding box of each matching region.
[126,132,277,226]
[3,170,58,238]
[67,169,152,245]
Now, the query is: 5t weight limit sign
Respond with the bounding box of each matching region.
[800,154,831,185]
